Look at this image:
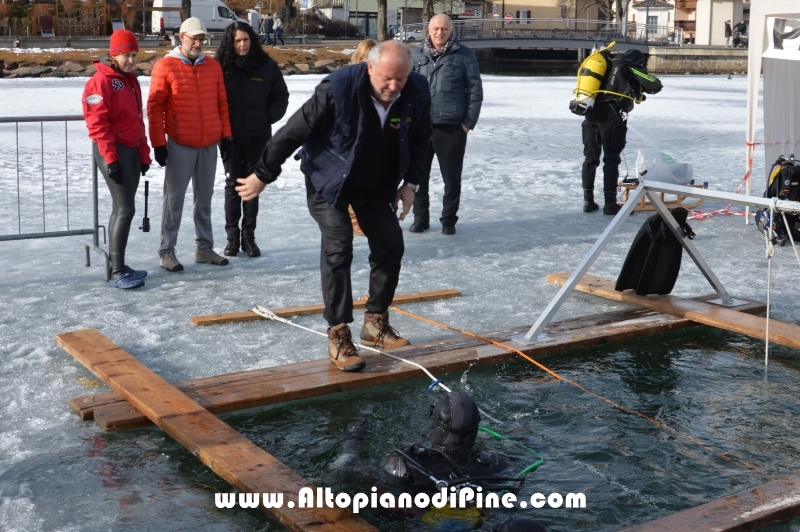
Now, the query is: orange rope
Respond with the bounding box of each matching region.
[389,305,763,473]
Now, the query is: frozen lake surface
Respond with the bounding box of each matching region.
[2,73,800,531]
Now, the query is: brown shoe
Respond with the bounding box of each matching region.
[360,311,410,349]
[327,324,365,372]
[349,205,364,236]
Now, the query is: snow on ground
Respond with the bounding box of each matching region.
[0,73,798,531]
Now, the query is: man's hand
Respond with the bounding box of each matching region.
[236,173,267,201]
[394,184,415,221]
[461,123,470,134]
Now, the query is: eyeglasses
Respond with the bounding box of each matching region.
[182,34,206,43]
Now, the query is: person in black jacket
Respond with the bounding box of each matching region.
[216,22,289,257]
[410,13,483,235]
[236,41,431,372]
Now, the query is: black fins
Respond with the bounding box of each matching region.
[615,207,695,295]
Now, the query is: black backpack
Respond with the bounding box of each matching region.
[758,156,800,244]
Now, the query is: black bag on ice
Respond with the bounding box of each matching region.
[615,207,695,296]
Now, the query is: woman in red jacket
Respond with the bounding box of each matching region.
[82,30,151,289]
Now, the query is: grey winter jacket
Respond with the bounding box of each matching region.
[411,37,483,129]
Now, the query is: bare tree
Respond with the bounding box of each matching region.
[182,0,191,19]
[377,0,387,40]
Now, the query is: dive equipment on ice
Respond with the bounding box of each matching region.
[761,155,800,243]
[615,207,695,295]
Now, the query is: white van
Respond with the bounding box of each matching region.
[151,0,246,35]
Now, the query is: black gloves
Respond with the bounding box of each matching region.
[141,164,150,176]
[219,137,233,163]
[154,146,168,167]
[108,161,123,184]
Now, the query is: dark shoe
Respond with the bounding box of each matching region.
[603,203,622,215]
[223,238,239,256]
[195,248,229,265]
[327,324,365,372]
[123,265,148,280]
[583,200,599,212]
[160,250,184,272]
[241,238,261,257]
[108,273,144,289]
[442,226,456,235]
[409,220,429,233]
[360,311,410,349]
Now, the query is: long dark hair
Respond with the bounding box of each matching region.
[216,22,270,73]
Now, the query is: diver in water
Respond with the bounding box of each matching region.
[384,391,519,492]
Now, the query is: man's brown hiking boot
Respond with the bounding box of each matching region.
[360,311,410,349]
[327,324,365,372]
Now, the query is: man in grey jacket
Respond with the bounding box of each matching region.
[410,13,483,235]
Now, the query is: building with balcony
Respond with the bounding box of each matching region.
[627,0,749,45]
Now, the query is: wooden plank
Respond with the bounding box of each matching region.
[622,472,800,531]
[56,329,376,532]
[547,271,800,350]
[71,299,766,431]
[191,289,462,326]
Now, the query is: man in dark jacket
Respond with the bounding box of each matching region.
[410,13,483,235]
[236,41,431,372]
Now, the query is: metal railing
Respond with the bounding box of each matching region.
[0,115,110,279]
[400,18,683,47]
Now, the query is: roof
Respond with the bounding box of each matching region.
[631,0,674,9]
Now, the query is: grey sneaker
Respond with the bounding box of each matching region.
[195,247,229,266]
[160,250,184,272]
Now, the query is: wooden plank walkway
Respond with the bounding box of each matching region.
[622,472,800,531]
[191,289,462,326]
[71,299,765,432]
[56,329,376,532]
[548,271,800,350]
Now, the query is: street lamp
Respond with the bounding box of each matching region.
[645,0,650,42]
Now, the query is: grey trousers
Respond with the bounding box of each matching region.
[159,138,218,256]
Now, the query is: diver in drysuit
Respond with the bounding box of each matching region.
[384,391,517,492]
[581,49,662,215]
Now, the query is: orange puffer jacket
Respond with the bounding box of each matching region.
[147,48,232,149]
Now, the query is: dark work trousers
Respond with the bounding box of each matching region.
[581,116,628,204]
[306,177,405,326]
[94,143,141,277]
[223,140,266,240]
[413,124,468,228]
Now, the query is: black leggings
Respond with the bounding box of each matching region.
[223,140,266,240]
[94,143,141,277]
[581,116,628,203]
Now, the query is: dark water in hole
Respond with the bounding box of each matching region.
[117,326,800,531]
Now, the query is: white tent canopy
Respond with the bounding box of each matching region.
[746,0,800,199]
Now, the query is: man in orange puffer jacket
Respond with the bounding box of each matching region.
[148,17,232,272]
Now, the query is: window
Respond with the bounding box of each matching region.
[218,7,235,19]
[647,15,658,27]
[515,10,531,23]
[559,4,568,18]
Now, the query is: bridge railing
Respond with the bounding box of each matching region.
[401,18,683,47]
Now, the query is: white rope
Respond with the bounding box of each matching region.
[251,305,504,425]
[780,211,800,268]
[764,199,777,367]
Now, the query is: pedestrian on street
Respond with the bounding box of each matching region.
[236,41,431,372]
[273,13,285,46]
[82,30,151,289]
[147,17,232,272]
[725,20,732,47]
[410,13,483,235]
[216,22,289,258]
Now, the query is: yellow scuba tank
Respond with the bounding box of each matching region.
[569,41,615,116]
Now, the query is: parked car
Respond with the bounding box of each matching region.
[151,0,246,35]
[394,28,424,42]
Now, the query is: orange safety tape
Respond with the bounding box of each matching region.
[389,305,763,473]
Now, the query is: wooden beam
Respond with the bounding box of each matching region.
[70,300,766,431]
[56,329,376,532]
[622,472,800,531]
[547,271,800,349]
[191,289,462,326]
